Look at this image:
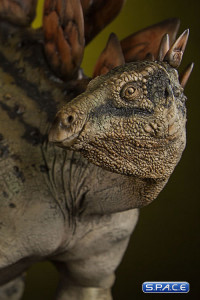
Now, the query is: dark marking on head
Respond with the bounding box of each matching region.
[13,166,25,183]
[90,99,153,119]
[146,69,170,104]
[9,203,16,208]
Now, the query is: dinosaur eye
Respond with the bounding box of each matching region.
[126,87,135,95]
[121,84,139,101]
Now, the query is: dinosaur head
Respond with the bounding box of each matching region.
[49,30,193,180]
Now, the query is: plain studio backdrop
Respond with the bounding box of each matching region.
[19,0,200,299]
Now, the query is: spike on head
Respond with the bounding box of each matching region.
[180,62,194,88]
[164,29,189,68]
[158,33,170,61]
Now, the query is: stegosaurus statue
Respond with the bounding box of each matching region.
[0,1,193,299]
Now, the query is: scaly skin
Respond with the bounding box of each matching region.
[0,3,189,300]
[49,61,186,180]
[48,61,187,299]
[0,24,161,300]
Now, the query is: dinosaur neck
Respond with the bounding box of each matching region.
[81,170,168,215]
[0,24,168,217]
[43,144,168,218]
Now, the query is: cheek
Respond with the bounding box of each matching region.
[90,116,115,137]
[80,118,109,143]
[113,118,146,140]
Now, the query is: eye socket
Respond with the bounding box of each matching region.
[120,83,139,101]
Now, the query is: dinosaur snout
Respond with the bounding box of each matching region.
[48,109,85,147]
[59,111,77,128]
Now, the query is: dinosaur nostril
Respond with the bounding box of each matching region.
[67,115,74,124]
[61,114,76,127]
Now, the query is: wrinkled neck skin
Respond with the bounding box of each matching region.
[43,142,169,218]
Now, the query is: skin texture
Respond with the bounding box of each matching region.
[0,2,190,300]
[0,23,141,300]
[49,61,186,181]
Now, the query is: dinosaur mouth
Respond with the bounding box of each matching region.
[52,124,86,149]
[54,133,79,148]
